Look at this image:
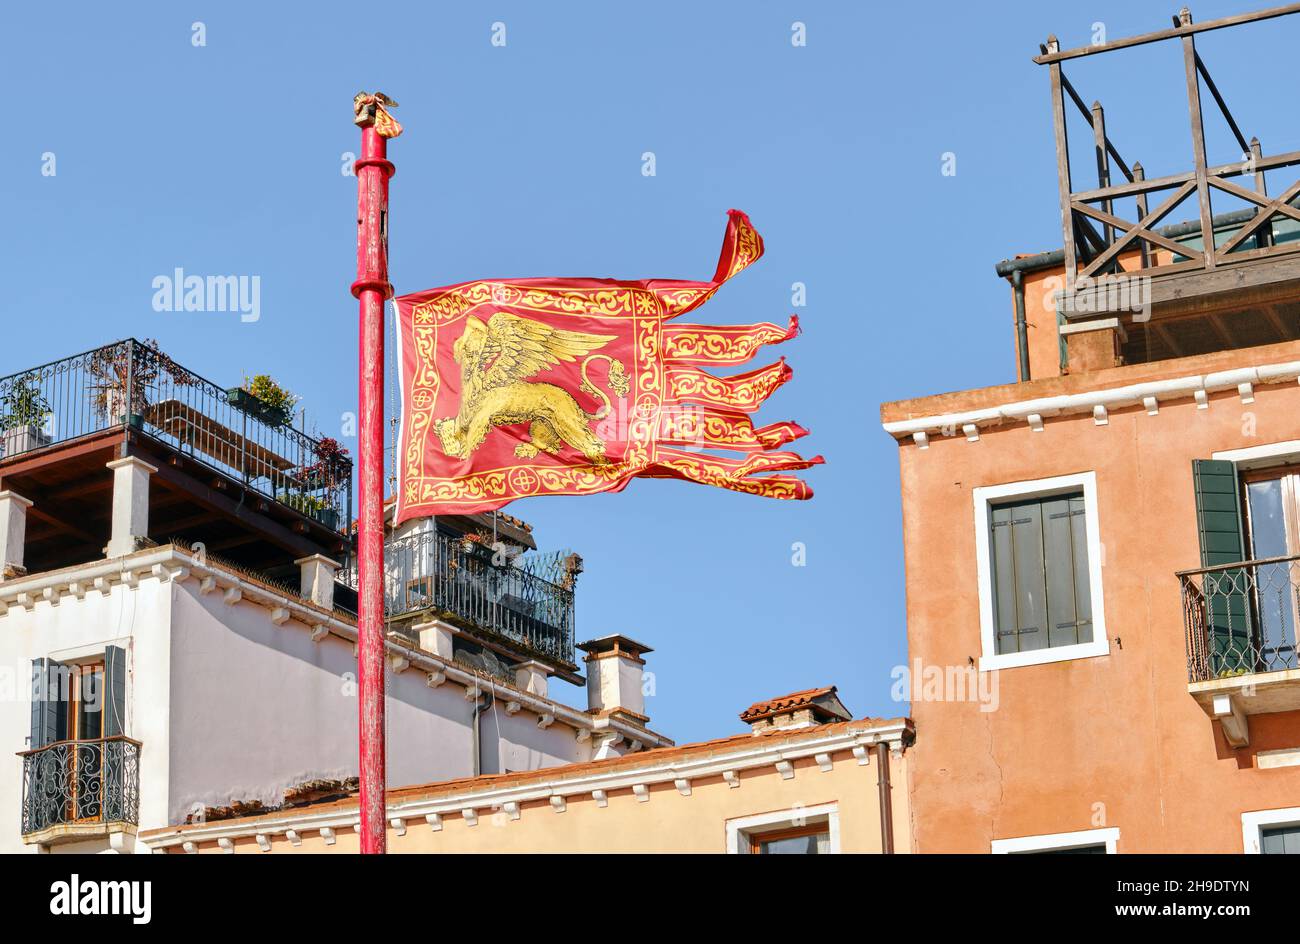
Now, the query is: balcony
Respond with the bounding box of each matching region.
[19,736,141,846]
[341,529,578,670]
[1037,8,1300,366]
[1178,555,1300,746]
[0,340,352,574]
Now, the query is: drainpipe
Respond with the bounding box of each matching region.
[471,684,494,777]
[1012,269,1031,382]
[471,683,482,776]
[876,741,895,854]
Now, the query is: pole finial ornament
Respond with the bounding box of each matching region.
[353,91,403,138]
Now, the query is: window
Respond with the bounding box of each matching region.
[992,827,1119,854]
[750,824,831,855]
[726,803,840,854]
[30,648,126,749]
[1241,808,1300,853]
[1193,452,1300,675]
[974,473,1109,670]
[1240,468,1300,672]
[1262,825,1300,855]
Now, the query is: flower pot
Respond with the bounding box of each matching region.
[1,424,52,459]
[313,507,340,531]
[227,387,291,427]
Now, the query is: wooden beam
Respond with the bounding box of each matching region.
[1033,4,1300,64]
[1154,323,1186,358]
[0,429,123,482]
[138,449,326,560]
[1210,177,1300,258]
[1181,13,1216,271]
[1048,51,1078,287]
[156,510,224,533]
[1262,305,1291,341]
[1194,51,1249,153]
[206,533,262,553]
[1205,312,1237,349]
[1074,181,1197,277]
[27,506,102,546]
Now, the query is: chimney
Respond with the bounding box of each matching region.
[578,634,652,724]
[740,686,852,733]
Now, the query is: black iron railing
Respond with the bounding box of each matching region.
[0,339,352,534]
[20,736,141,837]
[1178,555,1300,682]
[341,530,577,665]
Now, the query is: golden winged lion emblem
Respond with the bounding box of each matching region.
[434,311,631,463]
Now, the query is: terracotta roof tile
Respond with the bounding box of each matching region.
[739,686,838,722]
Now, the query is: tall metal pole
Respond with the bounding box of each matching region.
[350,94,397,854]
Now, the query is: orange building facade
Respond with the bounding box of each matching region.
[883,284,1300,853]
[880,5,1300,856]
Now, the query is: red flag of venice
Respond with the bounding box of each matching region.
[393,210,821,522]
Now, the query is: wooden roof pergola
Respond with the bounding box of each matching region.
[1038,5,1300,323]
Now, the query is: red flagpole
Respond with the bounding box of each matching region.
[350,95,397,854]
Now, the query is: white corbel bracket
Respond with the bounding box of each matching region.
[1212,693,1249,748]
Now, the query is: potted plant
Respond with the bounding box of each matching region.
[89,339,192,427]
[0,372,53,458]
[228,374,298,427]
[303,437,350,490]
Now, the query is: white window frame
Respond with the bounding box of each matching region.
[725,803,840,854]
[1213,439,1300,469]
[992,826,1119,854]
[1241,807,1300,854]
[973,472,1110,671]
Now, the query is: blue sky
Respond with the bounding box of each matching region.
[5,1,1297,743]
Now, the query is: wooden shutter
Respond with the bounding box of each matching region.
[990,500,1048,654]
[1043,495,1093,647]
[1261,825,1300,855]
[1191,459,1252,673]
[29,658,59,749]
[104,645,127,738]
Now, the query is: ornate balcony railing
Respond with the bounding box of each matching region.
[0,339,352,534]
[20,736,142,839]
[341,529,578,666]
[1178,555,1300,683]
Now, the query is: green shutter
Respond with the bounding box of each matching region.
[29,658,58,749]
[104,646,127,738]
[1192,459,1252,674]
